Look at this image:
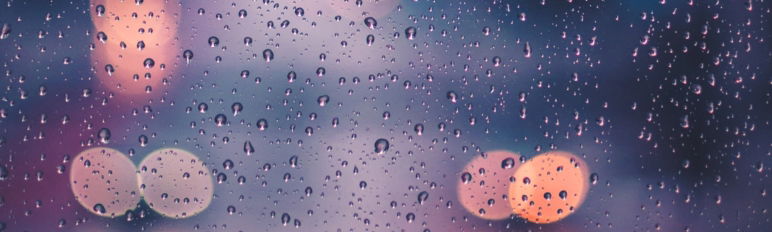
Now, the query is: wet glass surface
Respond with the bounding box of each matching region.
[0,0,770,231]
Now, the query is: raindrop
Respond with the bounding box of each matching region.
[96,31,108,43]
[182,50,194,64]
[523,42,532,58]
[374,138,389,154]
[294,7,304,17]
[447,91,458,103]
[317,95,330,107]
[92,203,106,215]
[417,191,429,205]
[223,159,234,170]
[231,102,243,116]
[216,173,227,184]
[215,114,227,127]
[95,5,105,17]
[405,27,417,40]
[97,128,111,144]
[414,124,424,135]
[143,58,155,69]
[364,17,377,29]
[366,34,375,46]
[243,37,253,46]
[501,157,516,169]
[359,181,368,189]
[243,141,255,155]
[460,172,472,184]
[256,119,268,131]
[262,49,274,62]
[208,36,220,47]
[138,135,148,147]
[406,212,416,223]
[281,213,291,226]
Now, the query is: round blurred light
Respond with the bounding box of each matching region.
[90,0,180,96]
[138,148,213,219]
[457,150,522,220]
[70,147,140,217]
[508,151,590,224]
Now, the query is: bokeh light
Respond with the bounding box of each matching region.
[90,0,180,98]
[69,147,140,218]
[508,151,590,224]
[138,148,213,219]
[457,150,522,220]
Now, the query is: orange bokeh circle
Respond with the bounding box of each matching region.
[90,0,180,97]
[508,151,590,224]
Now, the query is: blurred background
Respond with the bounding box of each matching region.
[0,0,769,231]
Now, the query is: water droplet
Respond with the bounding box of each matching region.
[223,159,234,170]
[406,212,416,223]
[93,203,106,215]
[208,36,220,47]
[460,172,472,184]
[95,5,105,17]
[256,119,268,131]
[405,27,417,40]
[364,17,377,29]
[501,157,516,169]
[447,91,458,103]
[97,128,111,144]
[262,49,274,62]
[294,7,305,17]
[374,138,389,154]
[417,191,429,205]
[523,42,532,58]
[138,135,148,147]
[366,34,375,46]
[231,102,243,116]
[317,95,330,107]
[214,114,227,127]
[243,141,255,155]
[281,213,291,226]
[182,50,194,64]
[96,31,108,43]
[216,173,227,184]
[414,124,424,135]
[143,58,155,69]
[590,173,599,185]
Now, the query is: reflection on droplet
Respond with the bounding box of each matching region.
[508,151,590,224]
[139,148,213,219]
[458,150,522,220]
[70,147,139,217]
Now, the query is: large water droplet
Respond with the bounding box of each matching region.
[374,138,389,154]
